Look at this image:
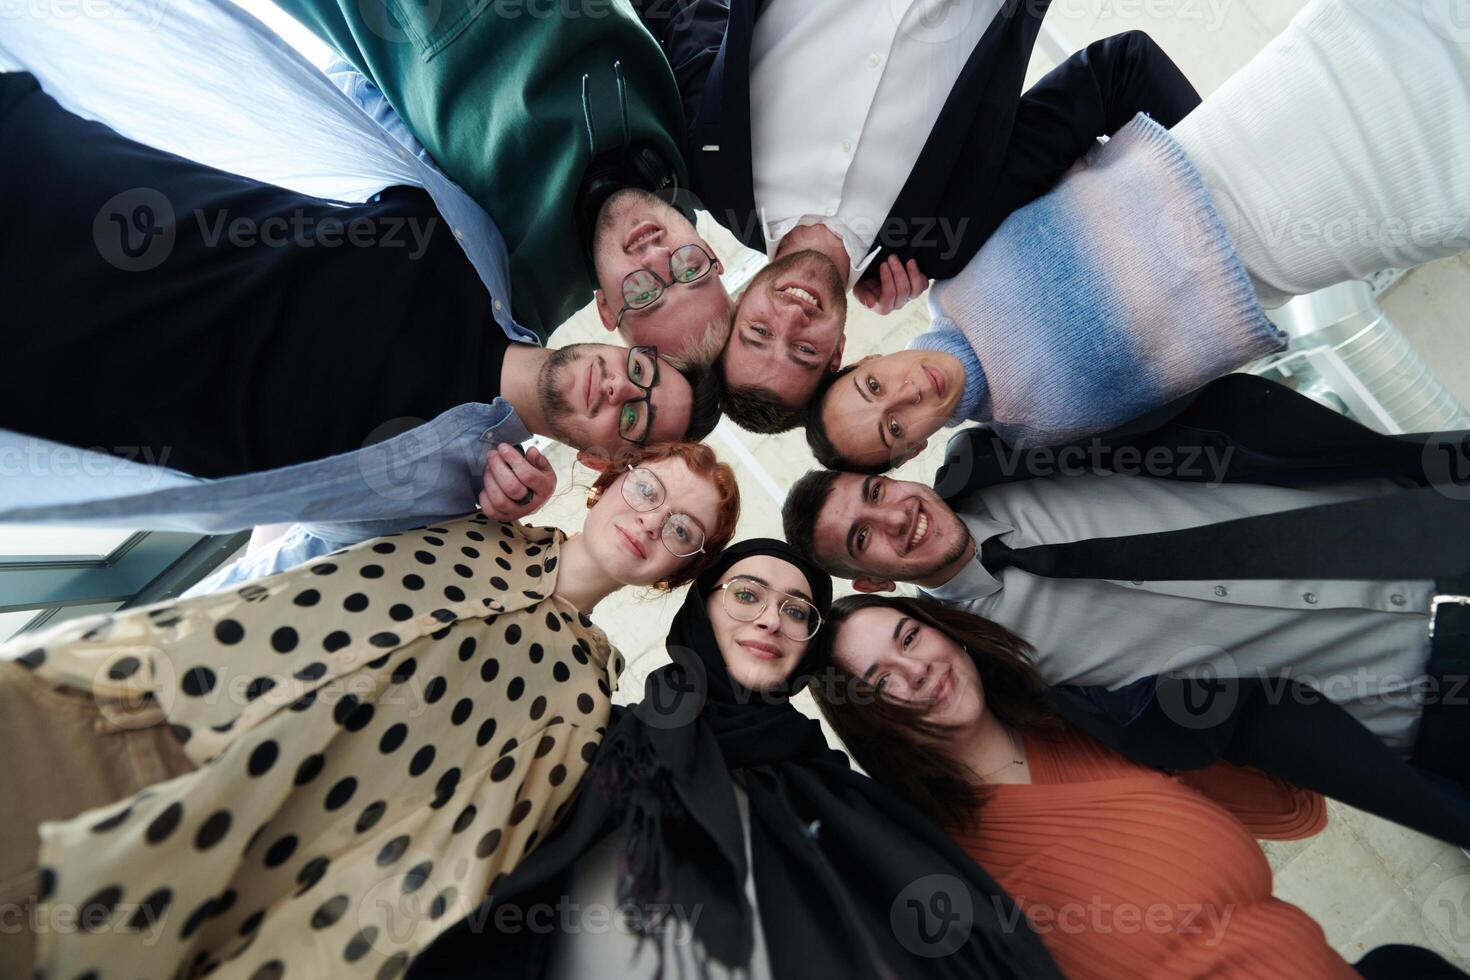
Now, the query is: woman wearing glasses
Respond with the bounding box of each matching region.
[0,443,738,980]
[409,539,1062,980]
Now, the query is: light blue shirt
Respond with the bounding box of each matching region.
[324,63,535,345]
[0,405,531,578]
[0,15,540,587]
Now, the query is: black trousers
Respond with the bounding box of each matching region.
[0,72,503,478]
[1414,590,1470,788]
[1356,944,1468,978]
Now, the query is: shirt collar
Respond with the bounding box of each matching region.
[759,211,882,286]
[918,511,1011,604]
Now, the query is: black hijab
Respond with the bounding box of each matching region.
[408,539,1059,980]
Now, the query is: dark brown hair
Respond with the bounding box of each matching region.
[809,594,1057,829]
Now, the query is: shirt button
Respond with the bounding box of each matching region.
[867,53,882,68]
[1303,592,1319,604]
[841,139,852,153]
[1131,581,1143,586]
[1390,593,1406,606]
[1213,585,1228,597]
[480,430,497,443]
[493,299,503,312]
[824,207,836,217]
[454,228,465,241]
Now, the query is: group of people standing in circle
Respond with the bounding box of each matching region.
[3,0,1470,976]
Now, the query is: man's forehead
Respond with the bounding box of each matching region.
[815,475,864,538]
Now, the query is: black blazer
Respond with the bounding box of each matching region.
[933,372,1456,499]
[1048,675,1470,850]
[933,374,1470,847]
[632,1,1203,285]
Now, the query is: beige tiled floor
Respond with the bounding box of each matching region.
[535,0,1470,970]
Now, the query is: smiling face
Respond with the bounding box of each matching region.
[818,350,966,470]
[538,344,692,455]
[833,607,984,729]
[706,555,816,692]
[582,457,724,588]
[592,189,732,360]
[811,474,972,588]
[720,250,850,410]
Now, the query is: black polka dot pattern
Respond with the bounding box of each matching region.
[15,516,617,976]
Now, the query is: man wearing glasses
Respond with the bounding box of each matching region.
[263,0,737,361]
[589,189,735,367]
[0,340,720,594]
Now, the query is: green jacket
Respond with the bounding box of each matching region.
[276,0,690,340]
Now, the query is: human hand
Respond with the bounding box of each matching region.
[854,255,929,315]
[478,443,556,521]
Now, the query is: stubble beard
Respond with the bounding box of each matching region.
[923,516,974,582]
[538,346,583,446]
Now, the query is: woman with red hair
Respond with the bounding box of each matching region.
[0,443,739,980]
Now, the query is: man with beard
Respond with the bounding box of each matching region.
[268,0,737,348]
[0,68,723,483]
[781,376,1470,821]
[0,337,718,584]
[629,0,1202,431]
[588,187,736,365]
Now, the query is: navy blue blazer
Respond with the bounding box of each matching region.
[631,1,1202,287]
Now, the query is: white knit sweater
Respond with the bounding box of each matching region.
[1172,0,1470,308]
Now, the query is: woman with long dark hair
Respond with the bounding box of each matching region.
[408,539,1062,979]
[0,443,739,980]
[812,593,1468,979]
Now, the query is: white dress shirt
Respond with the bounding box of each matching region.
[749,0,1000,283]
[921,474,1433,751]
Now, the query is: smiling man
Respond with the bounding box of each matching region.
[631,0,1206,434]
[591,189,735,366]
[717,239,854,431]
[504,342,713,464]
[782,377,1470,790]
[786,471,974,593]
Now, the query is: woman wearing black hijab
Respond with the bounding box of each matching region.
[407,538,1060,979]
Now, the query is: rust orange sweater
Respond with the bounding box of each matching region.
[949,727,1350,979]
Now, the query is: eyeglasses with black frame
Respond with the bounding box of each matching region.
[617,346,661,446]
[615,244,721,327]
[712,576,824,641]
[620,466,706,558]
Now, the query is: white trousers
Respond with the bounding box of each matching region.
[1174,0,1470,308]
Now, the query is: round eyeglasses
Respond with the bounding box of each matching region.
[712,576,824,642]
[621,467,706,559]
[616,244,720,327]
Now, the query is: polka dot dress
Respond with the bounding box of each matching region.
[2,515,627,980]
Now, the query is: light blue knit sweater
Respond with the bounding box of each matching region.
[914,114,1286,447]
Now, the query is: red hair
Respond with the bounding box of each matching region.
[586,442,740,589]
